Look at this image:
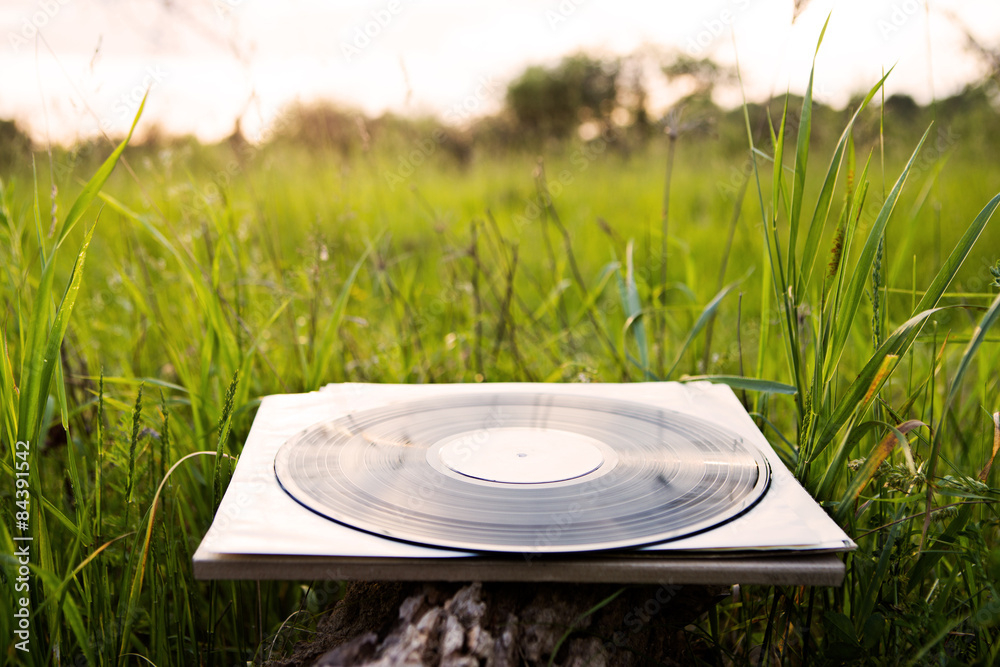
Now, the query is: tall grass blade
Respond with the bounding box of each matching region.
[824,151,872,323]
[754,239,772,416]
[126,382,144,505]
[811,307,948,462]
[55,94,145,250]
[307,241,374,388]
[979,411,999,482]
[814,359,902,498]
[912,192,1000,314]
[825,126,932,379]
[813,190,998,461]
[922,290,1000,538]
[855,514,902,628]
[62,595,96,667]
[213,370,240,511]
[18,221,98,448]
[906,503,973,593]
[0,333,15,446]
[832,419,924,524]
[786,14,828,274]
[16,97,143,446]
[160,390,169,481]
[54,354,69,431]
[770,95,789,294]
[547,587,626,667]
[679,375,797,394]
[664,272,747,379]
[906,615,968,667]
[119,451,222,659]
[617,240,650,378]
[795,69,893,300]
[95,372,104,541]
[768,97,804,400]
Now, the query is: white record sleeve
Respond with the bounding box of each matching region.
[195,382,855,563]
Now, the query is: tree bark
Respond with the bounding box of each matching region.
[269,580,727,666]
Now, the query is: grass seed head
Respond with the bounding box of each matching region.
[827,224,845,281]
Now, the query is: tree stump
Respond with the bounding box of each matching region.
[270,580,727,666]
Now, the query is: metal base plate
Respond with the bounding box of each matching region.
[192,549,846,586]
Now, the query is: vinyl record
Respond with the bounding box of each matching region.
[273,393,770,554]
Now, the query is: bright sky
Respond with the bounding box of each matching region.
[1,0,997,145]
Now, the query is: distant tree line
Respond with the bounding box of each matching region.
[2,49,999,170]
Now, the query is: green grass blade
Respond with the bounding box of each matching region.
[772,94,788,244]
[55,93,145,251]
[308,241,375,389]
[16,160,52,443]
[754,239,772,417]
[795,68,893,300]
[767,94,790,297]
[63,395,90,537]
[832,419,924,524]
[814,188,999,464]
[906,503,973,593]
[14,100,143,447]
[921,290,1000,539]
[1,333,17,446]
[786,14,828,271]
[912,192,1000,314]
[126,382,143,505]
[855,513,903,627]
[547,587,626,667]
[905,613,968,666]
[825,126,932,379]
[664,272,747,379]
[62,595,97,666]
[18,222,99,444]
[761,93,806,410]
[119,450,222,658]
[31,157,44,263]
[939,291,1000,423]
[812,306,949,461]
[213,370,239,511]
[617,240,649,378]
[34,491,88,541]
[814,416,888,499]
[16,262,56,443]
[826,151,873,323]
[679,375,797,395]
[95,371,104,540]
[36,493,59,659]
[97,191,188,266]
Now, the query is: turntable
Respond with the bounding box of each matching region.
[194,382,854,585]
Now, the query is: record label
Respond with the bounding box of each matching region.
[434,427,607,483]
[273,393,770,553]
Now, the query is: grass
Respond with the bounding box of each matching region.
[2,45,1000,664]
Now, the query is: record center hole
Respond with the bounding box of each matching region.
[434,427,606,484]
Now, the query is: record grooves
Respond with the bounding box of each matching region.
[274,393,770,554]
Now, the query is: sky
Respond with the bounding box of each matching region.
[1,0,998,145]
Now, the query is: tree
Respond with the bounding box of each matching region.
[0,119,31,170]
[505,54,620,139]
[661,54,736,106]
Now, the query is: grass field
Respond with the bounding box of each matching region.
[3,55,1000,665]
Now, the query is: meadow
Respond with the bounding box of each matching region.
[2,54,1000,665]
